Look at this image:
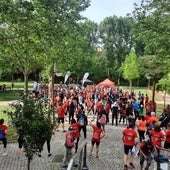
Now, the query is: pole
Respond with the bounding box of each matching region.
[82,144,88,170]
[51,67,55,123]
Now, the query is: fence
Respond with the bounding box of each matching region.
[154,147,170,170]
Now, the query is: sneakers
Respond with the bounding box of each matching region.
[48,153,52,157]
[62,165,68,168]
[124,164,128,170]
[73,164,78,168]
[129,162,135,169]
[2,153,7,156]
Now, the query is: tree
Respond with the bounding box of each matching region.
[121,51,139,87]
[99,16,135,82]
[0,0,91,95]
[157,73,170,107]
[8,96,53,170]
[132,0,170,63]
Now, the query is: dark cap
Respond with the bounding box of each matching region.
[154,125,161,132]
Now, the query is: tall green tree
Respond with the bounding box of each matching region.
[132,0,170,100]
[132,0,170,64]
[121,51,139,87]
[0,0,90,94]
[99,16,135,82]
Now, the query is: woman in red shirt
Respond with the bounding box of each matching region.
[0,119,8,156]
[56,103,66,132]
[89,120,105,158]
[70,119,80,153]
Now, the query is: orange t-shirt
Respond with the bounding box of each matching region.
[138,120,147,131]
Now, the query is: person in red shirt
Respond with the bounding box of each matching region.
[139,140,155,170]
[122,123,138,170]
[56,103,66,132]
[89,120,105,158]
[70,119,80,153]
[149,125,164,148]
[105,100,111,124]
[164,123,170,154]
[0,119,8,156]
[62,127,78,168]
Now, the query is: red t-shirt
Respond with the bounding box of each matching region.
[0,124,8,138]
[70,123,80,138]
[92,125,103,142]
[165,130,170,143]
[150,130,164,147]
[105,103,110,114]
[56,106,65,118]
[122,128,138,146]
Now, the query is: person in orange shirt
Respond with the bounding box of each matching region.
[56,103,66,132]
[147,112,159,125]
[137,115,147,142]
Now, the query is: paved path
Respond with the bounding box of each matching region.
[1,114,169,170]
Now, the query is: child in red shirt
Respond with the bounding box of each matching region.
[0,119,8,156]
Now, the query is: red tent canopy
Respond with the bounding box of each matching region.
[98,79,115,87]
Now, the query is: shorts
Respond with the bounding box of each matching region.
[164,141,170,149]
[58,118,64,123]
[124,145,133,155]
[91,140,100,146]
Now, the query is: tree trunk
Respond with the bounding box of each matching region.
[129,80,132,88]
[152,74,157,102]
[50,67,55,123]
[164,91,166,108]
[24,72,29,96]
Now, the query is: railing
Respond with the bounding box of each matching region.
[67,141,88,170]
[154,147,170,170]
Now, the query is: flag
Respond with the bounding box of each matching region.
[82,72,89,86]
[64,71,71,84]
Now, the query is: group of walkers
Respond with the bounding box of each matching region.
[1,83,170,170]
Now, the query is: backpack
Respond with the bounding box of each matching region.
[79,115,85,126]
[0,129,3,139]
[100,114,106,125]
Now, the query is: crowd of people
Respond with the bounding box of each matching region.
[1,83,170,169]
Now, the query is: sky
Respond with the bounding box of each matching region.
[82,0,142,23]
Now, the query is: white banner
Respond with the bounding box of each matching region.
[64,71,71,84]
[82,72,89,86]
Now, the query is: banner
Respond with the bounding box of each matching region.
[82,72,89,86]
[64,71,71,84]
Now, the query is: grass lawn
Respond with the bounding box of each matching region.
[0,81,33,89]
[0,90,21,101]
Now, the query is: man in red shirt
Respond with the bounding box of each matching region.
[0,119,8,156]
[56,103,66,132]
[122,123,138,170]
[149,125,164,148]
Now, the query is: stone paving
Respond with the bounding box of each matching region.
[0,114,170,170]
